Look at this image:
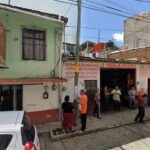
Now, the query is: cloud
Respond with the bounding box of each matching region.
[112,32,124,43]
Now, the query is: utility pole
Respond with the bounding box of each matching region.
[8,0,11,5]
[98,29,101,42]
[74,0,81,126]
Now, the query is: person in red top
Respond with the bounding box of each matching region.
[134,90,145,124]
[80,89,88,131]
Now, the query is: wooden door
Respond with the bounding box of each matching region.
[84,80,97,115]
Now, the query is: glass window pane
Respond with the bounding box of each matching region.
[23,44,34,59]
[0,134,13,150]
[22,29,45,60]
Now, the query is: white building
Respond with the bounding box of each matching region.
[62,57,150,113]
[124,12,150,49]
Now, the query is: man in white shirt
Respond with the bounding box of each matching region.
[111,86,121,111]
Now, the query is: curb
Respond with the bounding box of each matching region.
[51,117,150,142]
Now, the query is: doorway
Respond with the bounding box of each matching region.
[84,80,97,115]
[100,68,136,111]
[148,79,150,105]
[0,85,23,111]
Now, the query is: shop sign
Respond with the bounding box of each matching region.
[64,62,99,79]
[103,63,136,69]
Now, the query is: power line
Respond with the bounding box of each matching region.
[135,0,150,2]
[69,0,150,24]
[67,25,150,33]
[54,0,131,18]
[66,25,123,31]
[54,0,77,6]
[64,0,75,16]
[65,33,112,40]
[85,0,136,16]
[83,0,150,24]
[54,0,150,24]
[103,0,137,14]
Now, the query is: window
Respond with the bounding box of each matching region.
[0,85,23,111]
[22,28,46,61]
[0,134,13,150]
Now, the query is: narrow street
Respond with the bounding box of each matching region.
[50,121,150,150]
[39,132,52,150]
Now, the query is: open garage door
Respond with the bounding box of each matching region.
[100,68,136,111]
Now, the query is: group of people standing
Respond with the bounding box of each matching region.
[93,85,146,124]
[61,86,146,133]
[92,85,122,114]
[61,89,88,133]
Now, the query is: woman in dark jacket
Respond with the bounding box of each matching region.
[62,95,74,133]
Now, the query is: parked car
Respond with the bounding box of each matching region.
[0,111,40,150]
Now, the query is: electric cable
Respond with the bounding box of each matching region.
[54,0,150,24]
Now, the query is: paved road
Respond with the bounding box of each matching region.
[52,121,150,150]
[39,132,52,150]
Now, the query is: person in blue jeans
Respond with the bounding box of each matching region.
[128,87,137,109]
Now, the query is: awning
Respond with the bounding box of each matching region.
[0,78,67,85]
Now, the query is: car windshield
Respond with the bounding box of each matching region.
[0,134,12,150]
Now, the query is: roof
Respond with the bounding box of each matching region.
[109,46,150,55]
[124,12,150,22]
[0,111,24,127]
[0,3,68,24]
[62,56,150,64]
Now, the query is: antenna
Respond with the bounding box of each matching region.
[98,29,101,42]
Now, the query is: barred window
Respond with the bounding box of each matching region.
[22,28,46,61]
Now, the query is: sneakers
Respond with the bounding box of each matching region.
[80,127,86,131]
[139,121,146,124]
[97,117,102,119]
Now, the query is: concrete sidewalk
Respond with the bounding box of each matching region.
[36,107,150,141]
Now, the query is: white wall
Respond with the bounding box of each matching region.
[136,64,150,93]
[23,83,59,112]
[62,61,100,101]
[124,15,150,49]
